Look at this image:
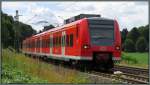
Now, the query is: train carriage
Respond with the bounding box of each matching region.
[22,14,121,70]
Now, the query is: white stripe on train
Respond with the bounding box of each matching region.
[22,51,120,61]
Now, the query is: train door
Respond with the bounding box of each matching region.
[50,34,53,56]
[62,31,66,57]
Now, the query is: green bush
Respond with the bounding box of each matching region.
[136,37,147,52]
[124,39,135,52]
[122,55,138,64]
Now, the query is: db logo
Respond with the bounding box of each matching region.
[100,47,107,51]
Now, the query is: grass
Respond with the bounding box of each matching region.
[2,48,90,83]
[117,52,149,69]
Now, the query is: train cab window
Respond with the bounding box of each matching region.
[70,34,73,47]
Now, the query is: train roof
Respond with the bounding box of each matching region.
[87,17,114,21]
[27,18,85,39]
[24,17,114,40]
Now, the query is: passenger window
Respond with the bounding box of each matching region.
[70,34,73,47]
[66,35,69,46]
[56,37,58,47]
[53,38,54,47]
[61,36,63,47]
[59,36,61,47]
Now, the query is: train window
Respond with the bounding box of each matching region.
[31,41,32,48]
[53,37,55,47]
[61,35,64,47]
[47,38,49,48]
[55,37,57,47]
[38,40,40,48]
[29,41,30,48]
[45,39,47,48]
[61,36,63,46]
[50,37,52,47]
[57,37,59,47]
[43,39,44,47]
[76,26,78,38]
[46,39,48,48]
[38,40,39,48]
[66,35,69,46]
[64,35,66,46]
[42,39,43,47]
[32,41,34,48]
[55,37,56,47]
[31,41,33,48]
[70,34,73,47]
[37,40,38,48]
[53,38,54,47]
[58,36,61,47]
[44,39,46,47]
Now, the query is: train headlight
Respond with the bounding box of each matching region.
[115,46,120,50]
[83,45,89,49]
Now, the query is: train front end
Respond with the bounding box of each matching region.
[85,17,121,70]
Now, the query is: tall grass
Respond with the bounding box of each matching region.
[2,49,89,83]
[118,52,148,68]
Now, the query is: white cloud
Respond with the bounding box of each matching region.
[2,1,148,31]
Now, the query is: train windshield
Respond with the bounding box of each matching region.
[88,18,114,46]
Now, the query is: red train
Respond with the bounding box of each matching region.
[22,14,121,70]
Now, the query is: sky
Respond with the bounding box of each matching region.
[2,1,148,32]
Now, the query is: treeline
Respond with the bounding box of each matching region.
[121,25,149,52]
[1,12,36,51]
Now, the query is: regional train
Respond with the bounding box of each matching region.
[22,14,121,70]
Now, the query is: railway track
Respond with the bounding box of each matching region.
[113,65,149,84]
[89,71,149,84]
[114,65,149,76]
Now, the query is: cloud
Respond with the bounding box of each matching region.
[2,1,148,31]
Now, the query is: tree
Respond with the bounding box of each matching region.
[127,27,140,43]
[136,37,147,52]
[138,25,149,42]
[121,28,128,44]
[1,12,36,51]
[124,39,135,52]
[1,12,15,48]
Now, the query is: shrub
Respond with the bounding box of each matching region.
[124,39,135,52]
[136,37,147,52]
[121,53,138,64]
